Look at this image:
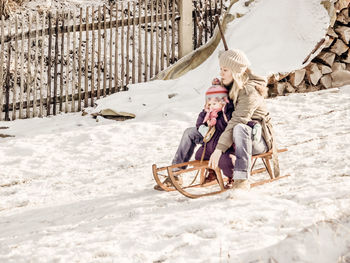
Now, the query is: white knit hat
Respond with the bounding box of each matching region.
[219,49,251,74]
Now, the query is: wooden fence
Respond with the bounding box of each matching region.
[0,0,226,121]
[193,0,225,49]
[0,0,180,121]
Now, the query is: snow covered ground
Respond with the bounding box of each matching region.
[1,0,350,262]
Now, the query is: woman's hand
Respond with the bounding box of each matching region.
[209,149,222,169]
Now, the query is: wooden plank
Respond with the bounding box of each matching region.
[97,6,101,99]
[126,2,130,86]
[71,11,76,112]
[53,12,59,115]
[155,0,159,75]
[91,7,95,107]
[171,0,175,64]
[121,2,125,90]
[39,14,46,117]
[144,0,148,82]
[47,12,53,116]
[193,2,197,49]
[204,0,208,43]
[132,1,136,84]
[0,16,5,120]
[166,0,170,67]
[26,13,32,118]
[33,13,40,117]
[84,7,89,107]
[77,8,83,111]
[109,4,113,95]
[12,16,19,120]
[5,43,11,121]
[160,0,165,70]
[59,13,65,112]
[65,12,71,112]
[114,3,119,93]
[209,0,213,37]
[137,0,142,82]
[103,5,107,96]
[149,0,154,78]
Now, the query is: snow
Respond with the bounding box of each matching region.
[1,0,350,262]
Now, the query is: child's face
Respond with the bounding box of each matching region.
[207,98,224,111]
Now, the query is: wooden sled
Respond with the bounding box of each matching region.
[153,148,289,198]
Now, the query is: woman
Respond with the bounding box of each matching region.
[209,49,279,189]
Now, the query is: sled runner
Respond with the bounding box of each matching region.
[152,148,289,198]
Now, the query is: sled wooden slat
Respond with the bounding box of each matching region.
[153,148,289,198]
[252,148,287,159]
[168,167,226,198]
[152,164,228,192]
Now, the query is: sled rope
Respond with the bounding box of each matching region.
[188,126,216,186]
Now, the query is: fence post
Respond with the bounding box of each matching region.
[178,0,193,58]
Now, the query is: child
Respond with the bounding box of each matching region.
[194,78,236,185]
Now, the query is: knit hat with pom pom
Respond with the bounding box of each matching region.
[218,49,250,74]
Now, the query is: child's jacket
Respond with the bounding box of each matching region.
[195,101,235,160]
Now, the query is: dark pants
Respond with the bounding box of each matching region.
[172,127,234,178]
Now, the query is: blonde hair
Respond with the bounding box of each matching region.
[229,70,249,105]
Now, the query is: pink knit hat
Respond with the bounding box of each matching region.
[205,85,228,100]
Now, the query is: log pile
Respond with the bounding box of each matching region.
[268,0,350,96]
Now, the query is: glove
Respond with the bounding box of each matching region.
[209,149,222,169]
[252,123,262,142]
[198,124,209,137]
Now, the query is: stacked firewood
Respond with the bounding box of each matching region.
[268,0,350,96]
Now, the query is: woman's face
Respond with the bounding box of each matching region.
[220,67,233,86]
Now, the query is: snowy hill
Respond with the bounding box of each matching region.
[1,0,350,262]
